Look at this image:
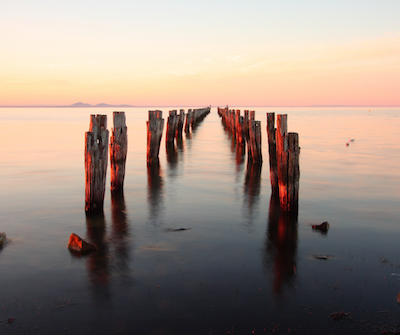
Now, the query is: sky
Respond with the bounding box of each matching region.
[1,0,400,106]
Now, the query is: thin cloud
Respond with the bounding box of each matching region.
[17,61,106,68]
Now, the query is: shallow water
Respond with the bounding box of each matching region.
[0,107,400,334]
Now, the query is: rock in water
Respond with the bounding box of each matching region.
[68,233,97,253]
[0,232,6,247]
[311,221,330,231]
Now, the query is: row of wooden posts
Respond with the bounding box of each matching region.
[217,107,262,163]
[85,112,128,213]
[84,107,299,214]
[147,107,211,163]
[217,107,300,212]
[266,113,300,212]
[85,107,211,213]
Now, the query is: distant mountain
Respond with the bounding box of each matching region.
[94,103,134,108]
[70,102,93,107]
[68,102,135,108]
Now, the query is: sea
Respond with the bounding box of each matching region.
[0,107,399,334]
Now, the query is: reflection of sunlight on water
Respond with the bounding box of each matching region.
[1,107,400,333]
[147,162,164,226]
[264,195,298,298]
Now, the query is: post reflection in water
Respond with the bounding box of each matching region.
[166,143,178,169]
[85,212,111,301]
[263,195,298,297]
[147,162,164,225]
[111,191,131,277]
[243,161,262,223]
[235,141,245,169]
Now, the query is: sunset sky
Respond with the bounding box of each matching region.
[1,0,400,106]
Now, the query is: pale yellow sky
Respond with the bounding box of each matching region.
[1,1,399,106]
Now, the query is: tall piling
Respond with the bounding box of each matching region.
[267,113,278,195]
[110,111,127,194]
[85,114,109,212]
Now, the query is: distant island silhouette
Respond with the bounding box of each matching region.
[0,102,135,108]
[0,102,399,108]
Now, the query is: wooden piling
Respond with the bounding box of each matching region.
[166,110,178,145]
[230,110,236,134]
[177,109,186,138]
[248,120,263,163]
[236,115,245,146]
[185,109,193,133]
[147,110,164,163]
[276,114,288,210]
[267,113,278,195]
[287,132,300,210]
[244,110,249,139]
[110,111,128,193]
[85,114,109,212]
[268,114,300,212]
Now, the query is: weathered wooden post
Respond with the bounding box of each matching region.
[85,114,109,212]
[147,110,164,163]
[176,109,186,138]
[248,120,263,163]
[287,132,300,210]
[267,113,279,195]
[166,110,178,145]
[244,110,250,139]
[110,112,127,194]
[276,114,288,210]
[269,114,300,212]
[185,109,193,133]
[230,110,236,134]
[236,115,245,146]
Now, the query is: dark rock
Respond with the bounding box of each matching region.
[312,221,330,231]
[68,233,97,253]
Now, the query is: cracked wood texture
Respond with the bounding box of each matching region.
[110,111,128,193]
[85,114,109,212]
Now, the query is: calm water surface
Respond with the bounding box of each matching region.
[0,107,400,334]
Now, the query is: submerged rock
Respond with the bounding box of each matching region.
[0,232,6,247]
[68,233,97,253]
[312,221,330,232]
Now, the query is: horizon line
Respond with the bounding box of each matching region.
[1,104,400,108]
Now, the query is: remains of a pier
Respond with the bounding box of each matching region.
[166,110,182,145]
[185,107,211,132]
[147,110,164,163]
[267,113,300,212]
[217,107,262,163]
[85,114,109,212]
[110,111,128,194]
